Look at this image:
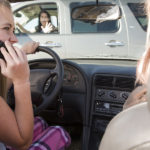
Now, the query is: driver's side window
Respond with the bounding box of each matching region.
[14,3,58,34]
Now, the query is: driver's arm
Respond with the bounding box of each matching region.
[0,41,33,150]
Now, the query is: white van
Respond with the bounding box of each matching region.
[12,0,146,60]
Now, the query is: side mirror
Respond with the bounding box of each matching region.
[72,4,121,24]
[14,12,22,17]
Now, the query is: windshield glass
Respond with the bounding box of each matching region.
[12,0,146,61]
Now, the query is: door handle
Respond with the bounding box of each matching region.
[105,40,124,47]
[40,42,62,48]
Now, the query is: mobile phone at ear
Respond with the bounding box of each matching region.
[0,41,8,60]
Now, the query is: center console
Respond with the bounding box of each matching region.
[88,74,135,150]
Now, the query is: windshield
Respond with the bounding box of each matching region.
[12,0,147,61]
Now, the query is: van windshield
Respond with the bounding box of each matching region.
[12,0,147,61]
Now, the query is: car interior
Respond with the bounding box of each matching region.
[7,0,148,150]
[7,46,137,150]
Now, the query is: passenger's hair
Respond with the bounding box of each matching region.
[0,0,11,99]
[145,0,150,18]
[36,10,51,32]
[136,0,150,85]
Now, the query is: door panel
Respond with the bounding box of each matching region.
[66,0,128,59]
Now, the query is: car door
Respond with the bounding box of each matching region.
[122,0,146,60]
[65,0,129,59]
[12,0,67,60]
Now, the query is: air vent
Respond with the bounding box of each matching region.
[115,77,135,89]
[94,75,113,87]
[94,74,135,90]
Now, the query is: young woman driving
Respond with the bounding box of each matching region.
[0,0,71,150]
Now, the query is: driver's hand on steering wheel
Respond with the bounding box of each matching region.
[21,41,39,54]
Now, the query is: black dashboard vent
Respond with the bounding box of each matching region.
[115,76,135,89]
[94,75,113,87]
[94,75,135,90]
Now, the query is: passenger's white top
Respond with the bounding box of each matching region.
[99,102,150,150]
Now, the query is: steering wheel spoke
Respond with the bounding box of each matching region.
[50,67,59,76]
[33,46,64,115]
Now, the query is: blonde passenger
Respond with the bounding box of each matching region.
[99,2,150,149]
[123,0,150,110]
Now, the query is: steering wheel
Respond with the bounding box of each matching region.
[31,46,64,115]
[7,46,64,115]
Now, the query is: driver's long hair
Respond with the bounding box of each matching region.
[0,71,7,100]
[0,0,11,100]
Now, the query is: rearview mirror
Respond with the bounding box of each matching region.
[72,4,121,23]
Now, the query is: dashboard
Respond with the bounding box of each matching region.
[27,58,136,150]
[63,63,86,92]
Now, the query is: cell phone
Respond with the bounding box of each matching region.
[0,41,8,60]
